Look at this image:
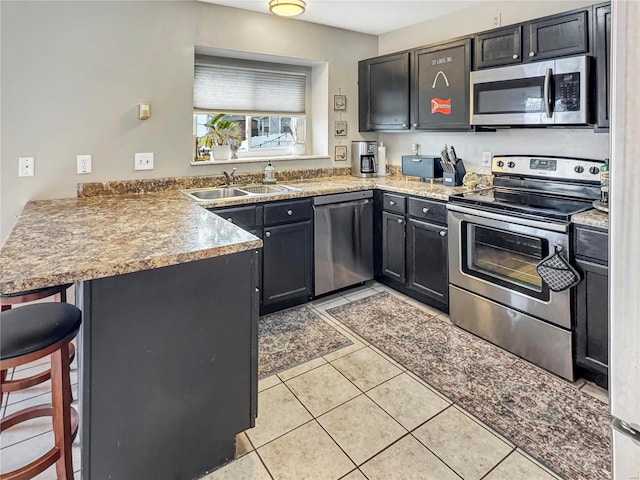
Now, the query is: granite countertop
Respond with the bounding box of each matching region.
[0,175,471,295]
[572,208,609,230]
[0,192,262,294]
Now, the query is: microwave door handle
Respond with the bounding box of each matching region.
[544,68,553,119]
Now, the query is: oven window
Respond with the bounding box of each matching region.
[463,224,550,299]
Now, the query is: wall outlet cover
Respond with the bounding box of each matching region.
[77,154,92,174]
[134,152,154,171]
[19,157,35,177]
[482,151,493,167]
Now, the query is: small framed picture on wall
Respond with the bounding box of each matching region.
[334,121,347,136]
[334,95,346,110]
[335,145,347,161]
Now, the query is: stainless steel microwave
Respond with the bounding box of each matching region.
[470,55,590,126]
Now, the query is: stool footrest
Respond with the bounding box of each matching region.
[1,446,61,480]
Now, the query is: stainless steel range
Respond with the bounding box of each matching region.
[447,155,603,380]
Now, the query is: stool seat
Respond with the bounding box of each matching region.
[1,303,81,361]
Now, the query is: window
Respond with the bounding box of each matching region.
[193,58,308,160]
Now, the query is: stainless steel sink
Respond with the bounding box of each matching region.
[182,184,299,202]
[182,187,250,201]
[240,184,298,194]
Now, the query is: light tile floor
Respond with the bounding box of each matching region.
[1,281,609,480]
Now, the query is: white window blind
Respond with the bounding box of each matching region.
[194,64,306,115]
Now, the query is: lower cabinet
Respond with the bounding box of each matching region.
[209,198,313,315]
[377,192,449,313]
[573,225,609,388]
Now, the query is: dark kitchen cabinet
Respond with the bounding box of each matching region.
[594,3,611,130]
[358,52,410,131]
[573,225,609,389]
[382,211,406,283]
[262,199,313,313]
[378,193,448,313]
[406,219,448,306]
[412,38,472,131]
[209,198,313,315]
[474,25,522,69]
[525,11,589,61]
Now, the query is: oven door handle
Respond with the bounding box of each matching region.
[446,203,568,233]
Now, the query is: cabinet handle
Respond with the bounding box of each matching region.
[402,123,408,128]
[287,209,293,216]
[439,230,447,237]
[412,123,418,128]
[512,54,519,59]
[265,231,271,237]
[422,207,429,214]
[227,218,233,223]
[397,218,403,224]
[389,200,396,206]
[529,51,535,57]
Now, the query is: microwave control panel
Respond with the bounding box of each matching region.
[555,73,581,112]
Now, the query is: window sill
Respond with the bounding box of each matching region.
[190,155,330,166]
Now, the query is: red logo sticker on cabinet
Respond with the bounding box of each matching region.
[431,98,451,115]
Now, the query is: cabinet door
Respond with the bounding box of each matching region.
[262,220,313,308]
[406,219,448,305]
[474,25,522,69]
[382,212,406,283]
[595,4,611,130]
[411,38,471,131]
[575,259,609,378]
[526,11,588,61]
[358,52,410,131]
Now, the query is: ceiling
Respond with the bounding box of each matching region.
[200,0,487,35]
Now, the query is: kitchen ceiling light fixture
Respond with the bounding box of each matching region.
[269,0,306,17]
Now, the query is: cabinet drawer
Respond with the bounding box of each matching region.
[407,197,447,225]
[383,193,406,214]
[210,205,261,230]
[264,199,312,226]
[574,226,608,264]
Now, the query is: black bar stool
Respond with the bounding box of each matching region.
[1,303,81,480]
[1,284,75,406]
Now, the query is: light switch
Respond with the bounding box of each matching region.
[19,157,35,177]
[134,152,154,171]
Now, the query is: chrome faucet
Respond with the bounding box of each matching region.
[222,168,237,186]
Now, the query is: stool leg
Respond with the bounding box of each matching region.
[0,368,6,409]
[51,343,74,479]
[1,305,10,312]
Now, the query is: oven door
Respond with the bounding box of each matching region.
[448,205,571,329]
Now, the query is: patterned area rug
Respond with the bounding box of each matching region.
[259,305,352,379]
[327,292,611,480]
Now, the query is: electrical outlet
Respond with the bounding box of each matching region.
[77,154,92,174]
[134,152,154,171]
[482,151,493,167]
[19,157,35,177]
[493,13,502,27]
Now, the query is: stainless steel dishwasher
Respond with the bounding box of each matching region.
[313,191,374,296]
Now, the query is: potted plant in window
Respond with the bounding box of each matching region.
[198,114,244,161]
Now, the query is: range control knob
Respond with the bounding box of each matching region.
[497,160,505,168]
[574,165,584,174]
[507,161,516,168]
[589,166,600,175]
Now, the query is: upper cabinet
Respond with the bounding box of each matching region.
[411,39,472,131]
[358,52,410,131]
[594,3,611,130]
[475,25,522,69]
[474,10,589,69]
[526,11,589,61]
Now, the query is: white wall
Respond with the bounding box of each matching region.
[377,0,610,172]
[0,1,378,241]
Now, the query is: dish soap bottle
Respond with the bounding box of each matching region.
[600,158,609,204]
[264,161,276,185]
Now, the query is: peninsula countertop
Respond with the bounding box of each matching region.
[0,175,470,295]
